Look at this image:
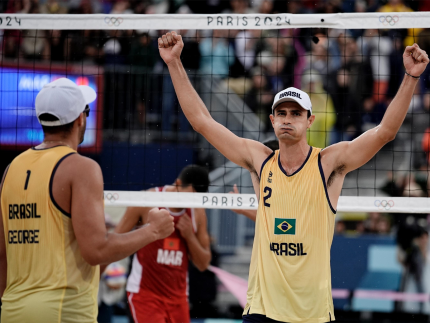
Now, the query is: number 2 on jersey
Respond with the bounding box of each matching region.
[24,170,31,190]
[264,186,272,207]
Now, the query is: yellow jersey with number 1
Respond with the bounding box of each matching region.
[243,147,336,323]
[1,146,99,323]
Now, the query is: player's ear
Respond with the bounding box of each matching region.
[175,178,182,187]
[76,113,84,127]
[307,114,316,129]
[269,114,275,128]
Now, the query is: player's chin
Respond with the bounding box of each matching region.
[277,132,295,140]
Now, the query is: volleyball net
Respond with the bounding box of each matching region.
[1,12,430,214]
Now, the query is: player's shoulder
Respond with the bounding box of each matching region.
[58,154,102,181]
[319,142,349,175]
[320,141,348,159]
[245,139,275,172]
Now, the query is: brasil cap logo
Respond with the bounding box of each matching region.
[274,218,296,235]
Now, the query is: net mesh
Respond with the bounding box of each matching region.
[1,12,430,214]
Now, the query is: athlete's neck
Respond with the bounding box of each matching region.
[278,140,311,175]
[36,134,78,151]
[164,185,186,213]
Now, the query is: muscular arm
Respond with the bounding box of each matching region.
[177,209,211,271]
[159,32,272,173]
[69,157,173,266]
[0,165,10,298]
[323,44,429,174]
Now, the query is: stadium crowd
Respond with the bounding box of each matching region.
[1,1,430,143]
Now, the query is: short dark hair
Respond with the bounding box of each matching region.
[263,140,279,151]
[39,113,74,136]
[307,111,311,119]
[178,165,209,193]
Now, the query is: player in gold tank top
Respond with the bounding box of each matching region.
[0,78,175,323]
[158,32,429,322]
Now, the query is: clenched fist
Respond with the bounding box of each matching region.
[403,43,429,78]
[146,208,174,240]
[176,214,194,240]
[158,31,184,66]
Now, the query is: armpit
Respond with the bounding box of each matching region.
[327,164,346,188]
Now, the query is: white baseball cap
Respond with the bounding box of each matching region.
[271,87,312,115]
[35,78,97,126]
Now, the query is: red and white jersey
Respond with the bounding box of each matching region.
[126,186,197,302]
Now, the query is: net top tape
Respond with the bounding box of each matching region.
[103,191,430,213]
[0,12,428,30]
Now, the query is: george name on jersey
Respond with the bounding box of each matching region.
[157,249,184,266]
[270,242,307,256]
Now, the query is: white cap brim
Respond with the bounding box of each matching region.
[272,97,312,114]
[79,85,97,105]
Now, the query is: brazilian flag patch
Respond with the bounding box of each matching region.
[274,218,296,235]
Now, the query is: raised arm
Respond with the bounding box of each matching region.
[323,44,429,173]
[158,31,271,173]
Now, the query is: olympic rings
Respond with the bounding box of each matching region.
[104,17,124,27]
[374,199,394,210]
[379,15,399,26]
[105,193,119,202]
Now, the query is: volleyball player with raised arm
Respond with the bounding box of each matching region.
[158,32,429,323]
[0,78,174,323]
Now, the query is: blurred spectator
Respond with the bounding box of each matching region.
[103,30,125,65]
[302,71,336,148]
[40,0,68,13]
[327,68,361,143]
[110,0,133,14]
[223,0,254,14]
[5,0,33,13]
[145,0,170,14]
[255,30,300,89]
[417,29,430,95]
[378,0,421,47]
[335,220,346,235]
[68,0,102,13]
[258,0,273,14]
[315,0,342,13]
[358,29,393,104]
[234,30,259,74]
[129,31,157,68]
[397,216,428,310]
[180,30,201,71]
[64,29,106,64]
[364,212,381,233]
[377,215,392,235]
[20,2,51,61]
[129,31,157,125]
[48,30,65,62]
[305,34,332,88]
[244,66,273,129]
[185,0,229,14]
[273,0,308,14]
[379,0,412,12]
[199,30,235,78]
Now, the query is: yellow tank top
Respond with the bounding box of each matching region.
[244,147,336,323]
[1,146,99,323]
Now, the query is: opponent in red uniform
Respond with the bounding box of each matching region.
[115,165,211,323]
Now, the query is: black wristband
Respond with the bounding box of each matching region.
[405,71,420,79]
